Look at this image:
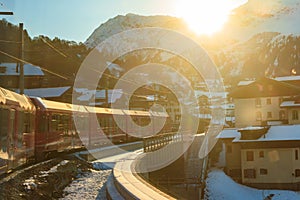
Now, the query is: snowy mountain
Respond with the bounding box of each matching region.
[84,1,300,81]
[85,14,188,48]
[221,0,300,41]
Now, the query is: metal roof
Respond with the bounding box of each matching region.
[0,63,44,76]
[230,77,300,98]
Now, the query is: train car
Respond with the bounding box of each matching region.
[0,87,35,174]
[31,97,87,160]
[84,106,125,146]
[32,97,171,159]
[0,87,171,174]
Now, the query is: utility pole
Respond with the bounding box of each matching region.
[19,23,24,94]
[0,11,24,94]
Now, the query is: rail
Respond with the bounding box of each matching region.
[143,132,183,152]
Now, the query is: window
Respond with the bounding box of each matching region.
[256,111,262,121]
[260,168,268,175]
[259,151,264,158]
[267,112,272,118]
[292,110,299,120]
[279,110,285,120]
[266,98,272,105]
[295,169,300,177]
[255,98,261,107]
[244,169,256,179]
[246,151,254,161]
[296,149,299,160]
[227,144,232,153]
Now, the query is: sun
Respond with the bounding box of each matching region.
[175,0,246,36]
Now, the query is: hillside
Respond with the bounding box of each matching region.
[84,7,300,83]
[0,19,90,86]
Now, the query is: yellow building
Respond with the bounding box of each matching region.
[281,99,300,125]
[218,125,300,190]
[230,77,300,128]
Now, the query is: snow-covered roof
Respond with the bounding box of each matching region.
[231,77,300,98]
[194,90,228,98]
[257,125,300,141]
[231,125,300,142]
[275,76,300,82]
[217,129,241,139]
[15,87,70,98]
[238,76,300,87]
[218,125,300,142]
[194,114,212,119]
[0,63,44,76]
[237,80,254,86]
[280,101,300,107]
[76,89,123,103]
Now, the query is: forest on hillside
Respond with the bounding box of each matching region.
[0,19,90,86]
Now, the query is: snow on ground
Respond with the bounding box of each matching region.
[205,169,300,200]
[23,177,37,192]
[39,160,70,177]
[60,169,111,200]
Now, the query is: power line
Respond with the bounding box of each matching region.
[41,38,67,58]
[0,49,69,80]
[0,39,20,43]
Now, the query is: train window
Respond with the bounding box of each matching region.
[23,112,30,133]
[51,114,59,131]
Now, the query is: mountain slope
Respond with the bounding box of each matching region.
[221,0,300,41]
[84,1,300,81]
[85,14,188,48]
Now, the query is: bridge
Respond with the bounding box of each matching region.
[88,132,208,199]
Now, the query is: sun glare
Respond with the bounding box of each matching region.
[175,0,245,35]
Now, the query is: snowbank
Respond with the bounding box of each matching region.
[205,169,300,200]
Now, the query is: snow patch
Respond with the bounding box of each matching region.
[40,160,70,177]
[205,169,300,200]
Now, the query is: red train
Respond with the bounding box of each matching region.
[0,87,170,175]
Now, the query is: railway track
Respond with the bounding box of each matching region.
[0,142,142,199]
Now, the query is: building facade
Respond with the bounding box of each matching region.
[217,76,300,190]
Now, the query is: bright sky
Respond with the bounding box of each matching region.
[0,0,247,42]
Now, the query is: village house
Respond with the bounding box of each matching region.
[218,125,300,190]
[0,62,44,89]
[218,76,300,190]
[0,62,72,102]
[280,96,300,125]
[230,77,300,128]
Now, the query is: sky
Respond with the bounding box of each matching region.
[0,0,247,43]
